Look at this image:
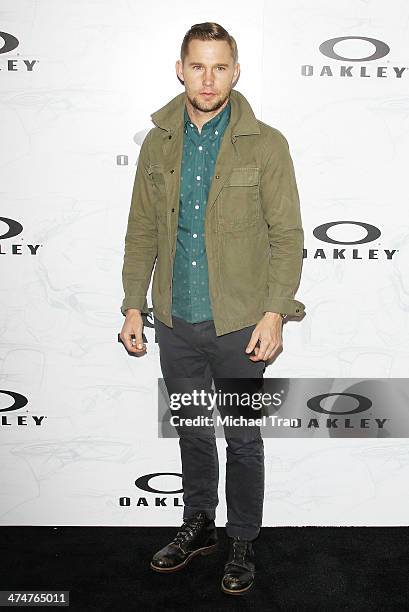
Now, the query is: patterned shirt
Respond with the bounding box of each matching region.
[171,100,231,323]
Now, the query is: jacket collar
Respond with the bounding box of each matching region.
[150,88,260,138]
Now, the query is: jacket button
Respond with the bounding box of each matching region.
[171,208,175,212]
[168,135,172,139]
[215,175,220,179]
[170,169,174,173]
[296,308,299,312]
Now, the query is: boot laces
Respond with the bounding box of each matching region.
[172,514,207,545]
[227,538,250,570]
[233,539,248,563]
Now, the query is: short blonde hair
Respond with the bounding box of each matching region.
[180,22,238,64]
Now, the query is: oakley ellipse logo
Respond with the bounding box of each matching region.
[319,36,390,62]
[0,390,28,413]
[302,36,404,79]
[307,393,372,415]
[0,31,19,55]
[313,221,381,245]
[0,217,41,255]
[135,472,183,494]
[0,217,23,240]
[0,32,38,72]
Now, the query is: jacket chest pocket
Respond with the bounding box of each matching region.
[218,167,260,231]
[148,163,168,223]
[148,163,166,191]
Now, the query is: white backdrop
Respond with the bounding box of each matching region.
[1,0,409,526]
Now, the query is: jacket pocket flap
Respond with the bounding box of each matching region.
[147,163,164,175]
[227,167,260,186]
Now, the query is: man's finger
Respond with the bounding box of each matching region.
[250,338,270,361]
[130,332,146,352]
[264,344,279,361]
[264,340,283,361]
[121,330,146,353]
[245,333,260,353]
[131,332,145,349]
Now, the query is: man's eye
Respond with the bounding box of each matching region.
[192,66,225,70]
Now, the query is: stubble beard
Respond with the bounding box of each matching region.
[187,89,231,113]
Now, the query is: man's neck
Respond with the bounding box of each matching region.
[185,95,229,133]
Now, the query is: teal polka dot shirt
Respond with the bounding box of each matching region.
[171,100,231,323]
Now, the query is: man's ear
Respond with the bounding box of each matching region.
[232,63,240,87]
[176,59,185,86]
[175,59,183,79]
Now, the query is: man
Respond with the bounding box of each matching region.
[120,22,305,595]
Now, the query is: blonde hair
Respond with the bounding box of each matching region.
[180,22,238,64]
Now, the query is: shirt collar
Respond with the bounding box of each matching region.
[183,99,231,141]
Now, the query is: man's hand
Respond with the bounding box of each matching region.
[120,309,147,355]
[245,312,283,362]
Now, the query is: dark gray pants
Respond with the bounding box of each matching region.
[154,314,266,540]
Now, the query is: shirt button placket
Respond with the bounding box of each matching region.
[192,135,203,320]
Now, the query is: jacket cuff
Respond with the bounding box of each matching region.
[121,296,149,316]
[263,297,305,317]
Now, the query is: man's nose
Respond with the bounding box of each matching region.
[203,70,215,84]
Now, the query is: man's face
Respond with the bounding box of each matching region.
[176,39,240,113]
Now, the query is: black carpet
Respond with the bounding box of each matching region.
[1,526,408,611]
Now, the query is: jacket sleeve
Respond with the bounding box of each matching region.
[120,129,158,316]
[259,130,305,318]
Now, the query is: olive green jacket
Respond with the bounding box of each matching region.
[121,88,305,336]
